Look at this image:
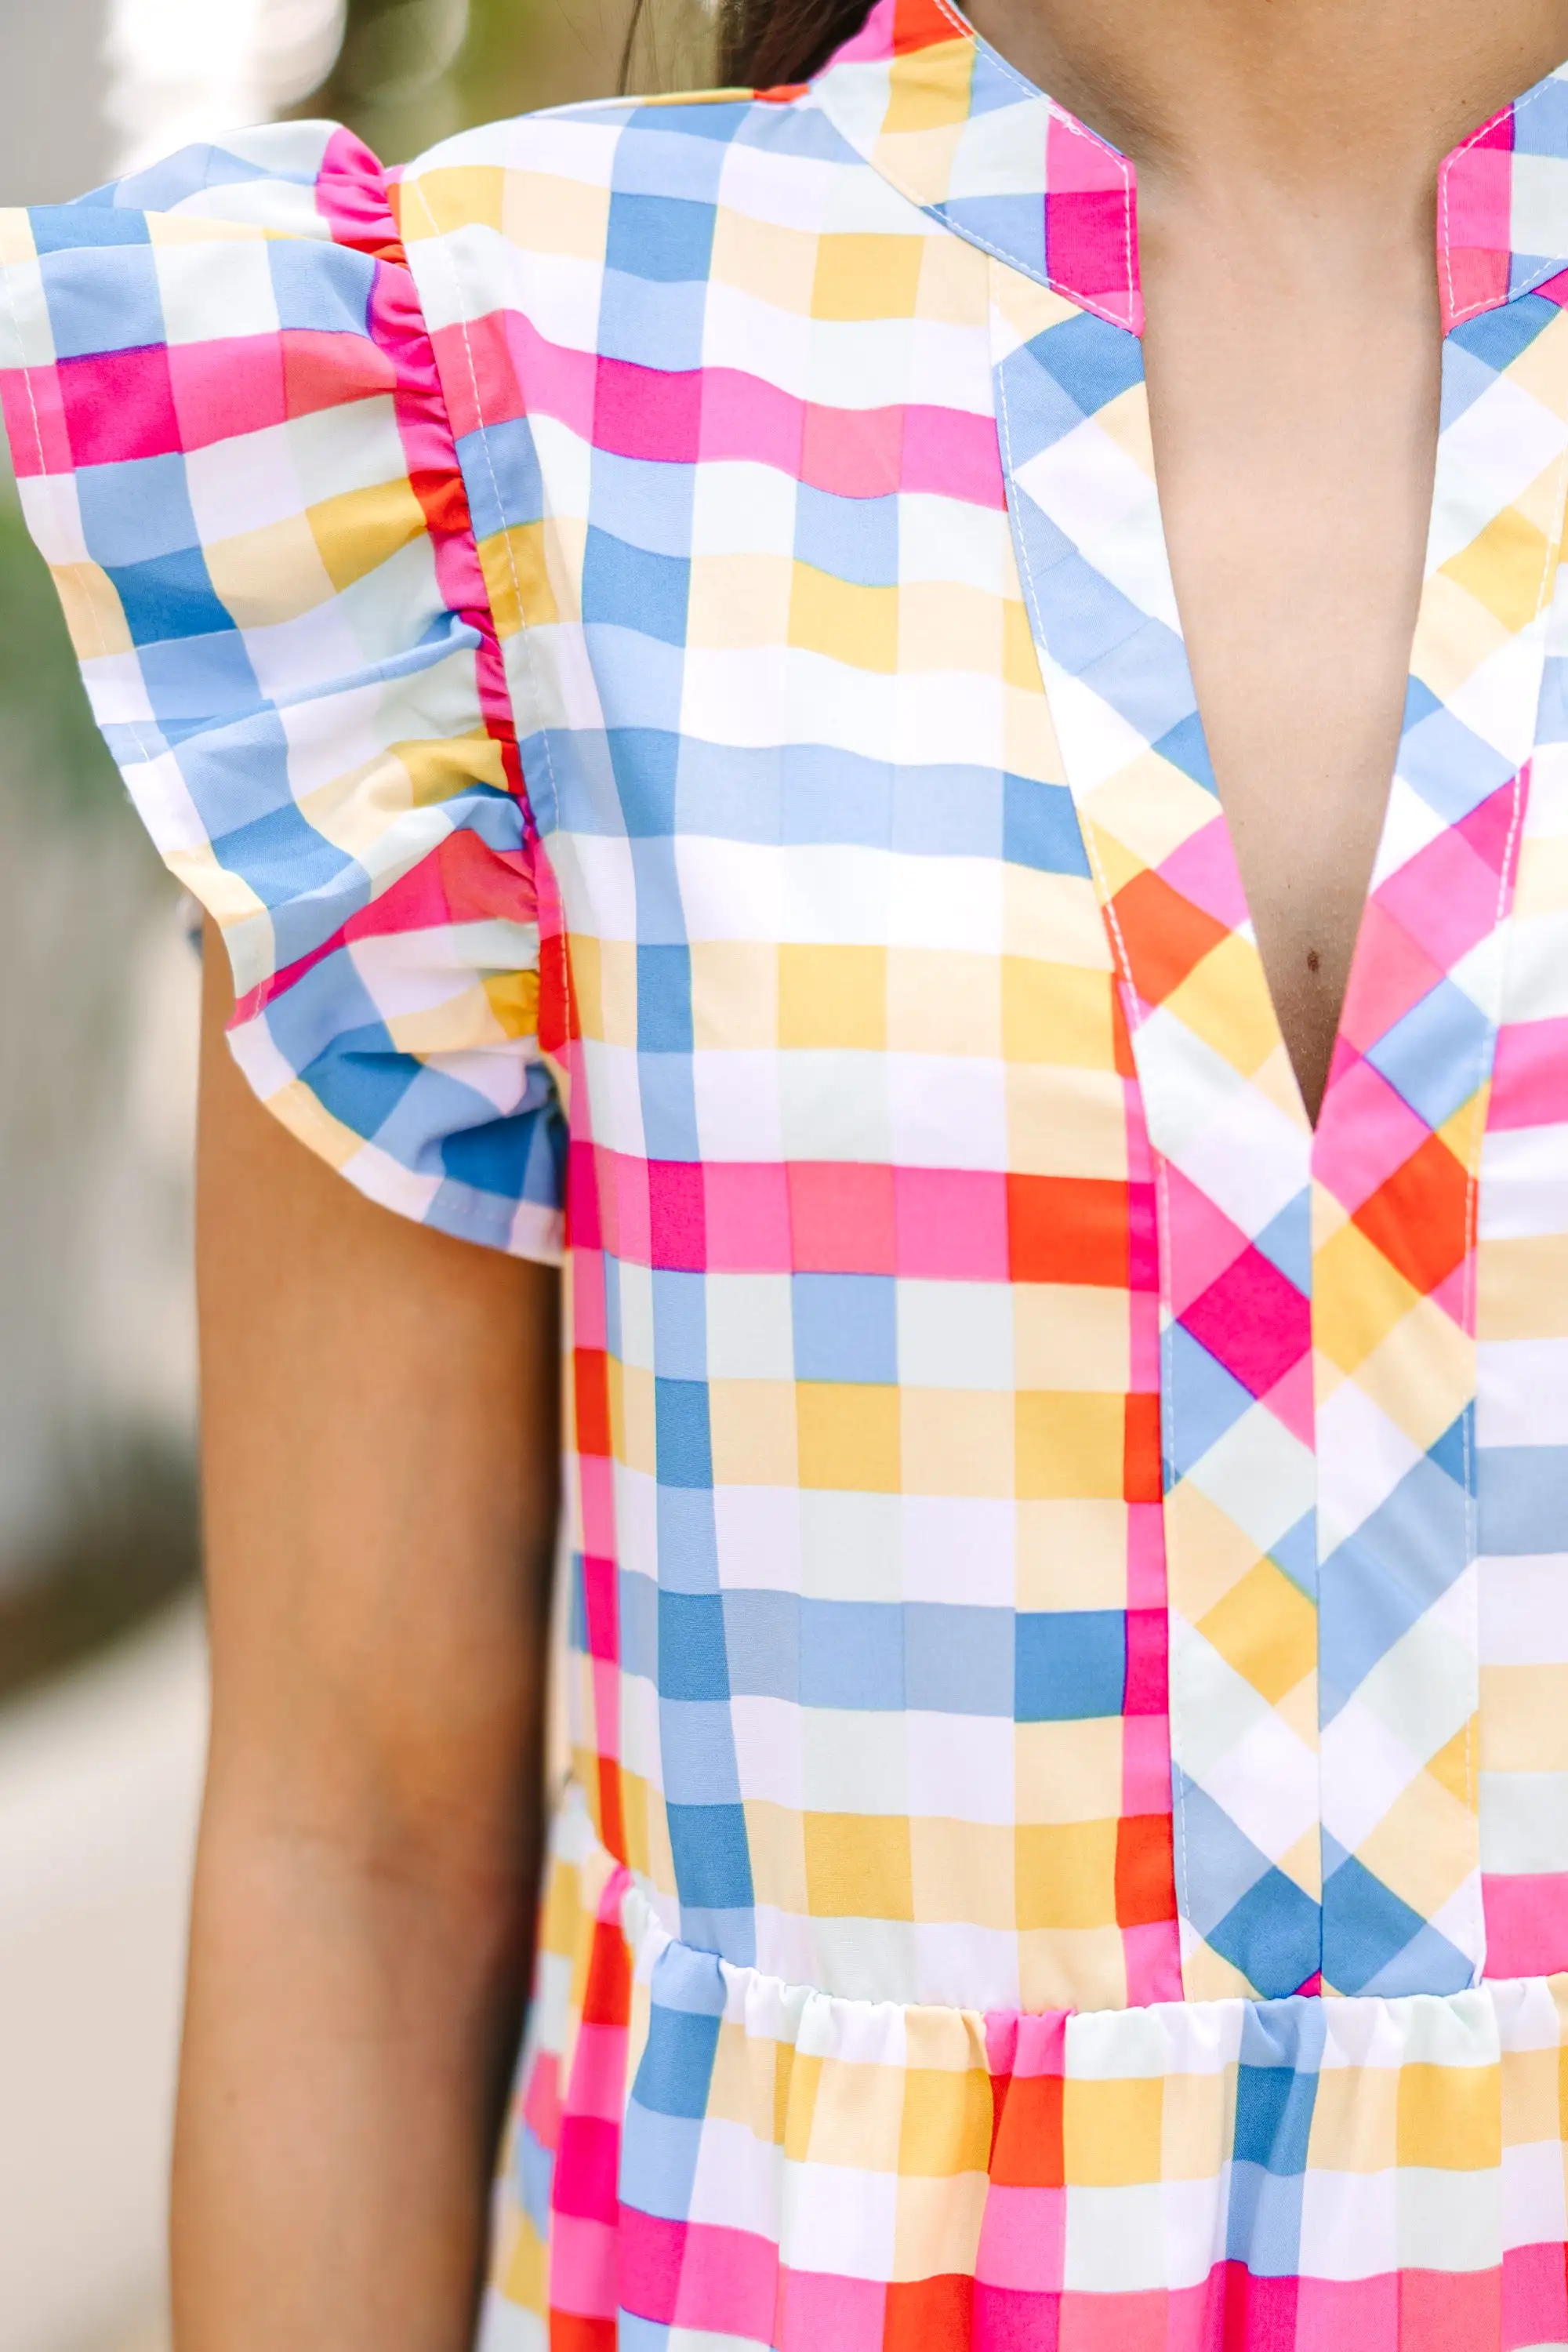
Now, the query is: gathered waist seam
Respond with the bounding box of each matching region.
[556,1777,1568,2039]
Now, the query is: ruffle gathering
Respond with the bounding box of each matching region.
[484,1784,1568,2349]
[1,121,564,1257]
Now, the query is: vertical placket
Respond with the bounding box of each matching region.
[1314,289,1568,1997]
[993,260,1322,2002]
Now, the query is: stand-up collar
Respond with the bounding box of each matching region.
[810,0,1568,336]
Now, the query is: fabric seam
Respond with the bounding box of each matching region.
[397,173,560,852]
[397,160,576,1207]
[553,1769,1568,2023]
[1461,426,1568,1976]
[1443,72,1568,326]
[990,253,1189,1984]
[805,19,1140,338]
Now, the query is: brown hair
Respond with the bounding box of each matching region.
[717,0,877,85]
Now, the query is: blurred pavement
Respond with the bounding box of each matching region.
[0,1605,206,2352]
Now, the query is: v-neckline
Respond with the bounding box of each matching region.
[815,0,1568,2007]
[1123,280,1547,1160]
[993,266,1559,1305]
[813,0,1568,1160]
[1131,362,1486,1166]
[811,0,1568,342]
[989,243,1560,1179]
[990,220,1568,2005]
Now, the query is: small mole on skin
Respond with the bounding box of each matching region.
[1305,949,1321,975]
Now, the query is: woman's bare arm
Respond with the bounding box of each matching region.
[172,921,561,2350]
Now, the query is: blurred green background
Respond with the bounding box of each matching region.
[307,0,626,162]
[0,0,717,1704]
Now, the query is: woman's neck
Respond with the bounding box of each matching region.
[962,0,1568,205]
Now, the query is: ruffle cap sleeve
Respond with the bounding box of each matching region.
[0,122,565,1261]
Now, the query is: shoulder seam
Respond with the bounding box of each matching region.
[514,85,762,117]
[396,169,557,854]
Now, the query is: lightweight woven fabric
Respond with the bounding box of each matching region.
[9,0,1568,2339]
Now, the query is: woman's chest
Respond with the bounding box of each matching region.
[488,214,1568,2005]
[493,226,1568,1194]
[1138,194,1446,1120]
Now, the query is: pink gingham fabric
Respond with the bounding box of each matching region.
[10,5,1568,2342]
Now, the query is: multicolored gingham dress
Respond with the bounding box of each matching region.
[12,1,1568,2339]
